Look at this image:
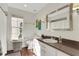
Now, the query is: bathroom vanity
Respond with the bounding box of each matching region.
[37,36,79,56]
[38,38,69,56]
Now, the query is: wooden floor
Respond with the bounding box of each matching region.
[20,47,35,56]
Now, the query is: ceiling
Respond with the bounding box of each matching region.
[7,3,48,13]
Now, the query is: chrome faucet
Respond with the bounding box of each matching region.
[58,36,62,43]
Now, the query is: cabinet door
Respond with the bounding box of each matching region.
[39,41,46,56]
[57,50,69,56]
[41,47,46,56]
[45,44,56,56]
[39,41,57,56]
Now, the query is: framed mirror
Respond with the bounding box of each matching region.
[47,4,73,30]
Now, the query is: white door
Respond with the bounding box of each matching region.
[0,8,7,55]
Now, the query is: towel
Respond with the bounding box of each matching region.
[27,39,41,56]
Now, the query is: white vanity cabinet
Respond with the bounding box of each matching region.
[39,41,70,56]
[56,50,69,56]
[39,41,56,56]
[45,44,56,56]
[39,41,46,56]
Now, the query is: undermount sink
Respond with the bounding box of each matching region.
[42,39,58,43]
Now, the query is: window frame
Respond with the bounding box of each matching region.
[11,16,23,40]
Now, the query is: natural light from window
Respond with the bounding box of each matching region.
[11,16,23,40]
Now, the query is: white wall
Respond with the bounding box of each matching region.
[36,3,79,42]
[7,12,13,51]
[0,3,8,12]
[7,7,36,50]
[23,13,36,40]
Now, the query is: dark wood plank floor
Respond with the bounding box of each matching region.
[20,47,35,56]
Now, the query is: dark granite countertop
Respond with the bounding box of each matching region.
[37,38,79,56]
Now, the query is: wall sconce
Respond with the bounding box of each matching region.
[73,3,79,14]
[76,8,79,14]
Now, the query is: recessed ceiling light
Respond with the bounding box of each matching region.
[33,9,37,12]
[24,4,27,7]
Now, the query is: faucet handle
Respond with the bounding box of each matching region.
[59,36,62,43]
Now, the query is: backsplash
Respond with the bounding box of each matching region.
[62,38,79,50]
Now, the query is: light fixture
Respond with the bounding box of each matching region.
[75,3,79,14]
[24,4,27,7]
[76,6,79,14]
[73,3,79,14]
[33,9,37,12]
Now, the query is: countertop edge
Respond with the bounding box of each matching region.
[37,39,79,56]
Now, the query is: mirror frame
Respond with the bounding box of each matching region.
[47,4,73,31]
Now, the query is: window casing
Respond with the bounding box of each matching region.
[11,16,23,40]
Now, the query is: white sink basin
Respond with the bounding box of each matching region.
[42,39,58,43]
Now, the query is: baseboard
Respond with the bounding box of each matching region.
[0,53,2,56]
[5,47,28,55]
[5,50,14,55]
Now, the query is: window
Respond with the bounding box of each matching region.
[11,16,23,40]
